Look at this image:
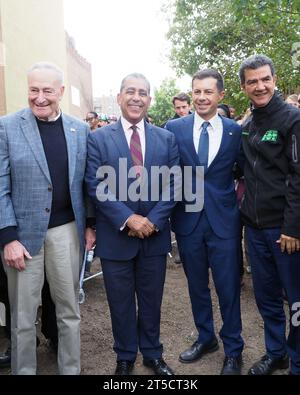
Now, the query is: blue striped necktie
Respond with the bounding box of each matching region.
[198,121,210,170]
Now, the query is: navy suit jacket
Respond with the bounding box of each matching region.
[166,114,242,239]
[85,120,180,260]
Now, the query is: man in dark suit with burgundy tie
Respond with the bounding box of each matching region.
[165,69,244,375]
[85,73,180,375]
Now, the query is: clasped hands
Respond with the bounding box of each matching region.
[127,214,156,239]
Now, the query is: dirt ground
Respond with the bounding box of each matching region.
[0,245,289,376]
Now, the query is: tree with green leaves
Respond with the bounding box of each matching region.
[149,78,180,126]
[166,0,300,114]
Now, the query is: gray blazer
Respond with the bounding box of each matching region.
[0,108,91,255]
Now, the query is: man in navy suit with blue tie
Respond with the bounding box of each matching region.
[166,69,244,375]
[85,73,179,375]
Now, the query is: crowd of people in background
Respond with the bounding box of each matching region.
[85,112,117,131]
[85,93,300,134]
[82,45,300,132]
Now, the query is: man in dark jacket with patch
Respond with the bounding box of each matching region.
[239,54,300,376]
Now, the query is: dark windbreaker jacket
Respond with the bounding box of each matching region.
[241,92,300,238]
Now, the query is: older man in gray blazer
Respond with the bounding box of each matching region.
[0,62,96,375]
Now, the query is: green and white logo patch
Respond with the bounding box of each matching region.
[261,130,278,142]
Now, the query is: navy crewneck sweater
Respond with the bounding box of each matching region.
[37,116,75,229]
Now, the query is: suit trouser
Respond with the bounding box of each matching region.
[3,222,81,375]
[246,226,300,375]
[0,257,57,341]
[101,248,167,362]
[176,211,244,357]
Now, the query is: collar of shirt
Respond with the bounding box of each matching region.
[194,111,221,132]
[121,117,146,163]
[36,109,62,123]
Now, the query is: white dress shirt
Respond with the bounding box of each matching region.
[120,117,146,230]
[193,112,223,167]
[121,117,146,164]
[36,109,62,122]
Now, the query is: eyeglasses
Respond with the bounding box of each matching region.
[28,88,57,98]
[86,117,97,122]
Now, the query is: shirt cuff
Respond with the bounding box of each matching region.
[120,216,132,231]
[0,227,19,248]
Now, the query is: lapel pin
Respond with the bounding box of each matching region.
[70,128,76,132]
[229,132,233,136]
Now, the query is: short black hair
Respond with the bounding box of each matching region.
[218,104,231,118]
[239,54,275,85]
[192,69,224,92]
[172,92,191,106]
[87,111,98,118]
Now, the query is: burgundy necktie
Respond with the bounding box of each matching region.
[130,125,143,177]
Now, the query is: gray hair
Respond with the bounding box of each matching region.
[120,73,151,94]
[27,62,64,85]
[239,54,275,84]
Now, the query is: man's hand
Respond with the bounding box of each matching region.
[127,215,155,239]
[85,227,96,251]
[276,234,300,254]
[128,229,153,238]
[3,240,32,272]
[128,230,138,237]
